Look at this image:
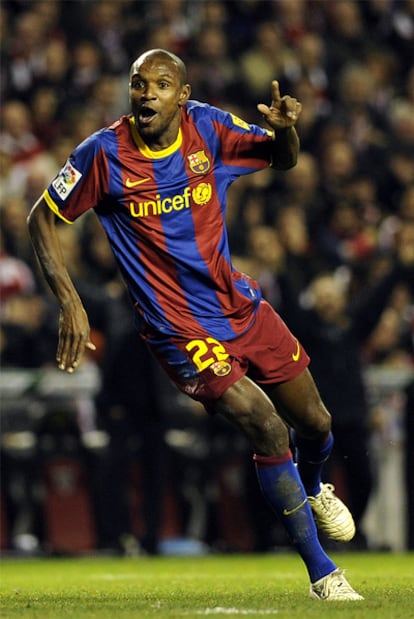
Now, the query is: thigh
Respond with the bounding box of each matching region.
[265,368,332,438]
[212,375,290,456]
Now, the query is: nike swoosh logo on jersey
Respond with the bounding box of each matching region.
[126,177,151,188]
[292,340,300,362]
[282,498,307,516]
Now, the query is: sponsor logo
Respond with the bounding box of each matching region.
[126,176,151,188]
[52,161,82,200]
[187,150,210,174]
[192,182,212,206]
[210,360,232,377]
[128,182,212,218]
[292,340,300,362]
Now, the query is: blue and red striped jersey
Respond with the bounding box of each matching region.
[44,100,275,341]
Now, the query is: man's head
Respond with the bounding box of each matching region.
[308,273,348,323]
[129,49,191,150]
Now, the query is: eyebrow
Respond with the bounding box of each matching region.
[130,71,175,81]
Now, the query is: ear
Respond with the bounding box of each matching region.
[178,84,191,106]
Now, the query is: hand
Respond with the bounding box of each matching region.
[257,80,302,131]
[57,302,96,373]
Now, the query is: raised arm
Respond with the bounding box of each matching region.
[27,197,95,372]
[257,80,301,170]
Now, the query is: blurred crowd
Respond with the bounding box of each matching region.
[1,0,413,555]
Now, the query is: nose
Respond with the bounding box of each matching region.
[141,83,156,100]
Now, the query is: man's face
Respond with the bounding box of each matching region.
[129,54,190,149]
[310,276,347,323]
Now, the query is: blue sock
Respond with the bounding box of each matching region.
[254,451,336,583]
[293,431,334,497]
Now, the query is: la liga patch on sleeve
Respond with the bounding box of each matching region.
[52,161,82,200]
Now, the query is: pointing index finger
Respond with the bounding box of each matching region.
[271,80,281,106]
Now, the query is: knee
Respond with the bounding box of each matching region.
[236,402,289,456]
[297,399,332,439]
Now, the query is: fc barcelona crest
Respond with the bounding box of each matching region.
[187,150,210,174]
[210,360,232,377]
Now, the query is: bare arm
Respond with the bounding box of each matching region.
[27,197,95,372]
[257,80,301,170]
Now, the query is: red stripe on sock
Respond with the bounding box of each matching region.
[253,450,293,467]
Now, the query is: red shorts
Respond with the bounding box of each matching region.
[146,300,310,409]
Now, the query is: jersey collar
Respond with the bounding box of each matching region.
[129,116,182,159]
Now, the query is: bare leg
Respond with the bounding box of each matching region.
[210,374,337,584]
[210,375,289,456]
[265,368,334,496]
[265,368,331,439]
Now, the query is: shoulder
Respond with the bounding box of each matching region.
[73,115,129,155]
[107,114,131,133]
[185,100,231,124]
[185,100,269,137]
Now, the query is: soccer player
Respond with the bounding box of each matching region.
[27,49,363,600]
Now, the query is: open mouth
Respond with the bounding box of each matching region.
[138,107,157,125]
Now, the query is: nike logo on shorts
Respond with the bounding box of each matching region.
[292,340,300,362]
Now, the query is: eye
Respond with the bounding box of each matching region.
[131,80,144,90]
[159,81,170,89]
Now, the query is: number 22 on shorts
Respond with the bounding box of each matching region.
[185,337,229,372]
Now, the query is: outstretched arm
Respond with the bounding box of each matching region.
[27,197,96,372]
[258,80,302,170]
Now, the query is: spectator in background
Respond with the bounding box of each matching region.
[333,63,388,161]
[1,196,37,268]
[245,225,284,310]
[82,1,130,76]
[60,107,103,148]
[30,86,63,148]
[186,24,241,107]
[284,32,329,109]
[5,9,49,101]
[320,199,378,268]
[145,0,196,56]
[272,0,308,45]
[0,230,35,312]
[88,74,129,127]
[288,79,327,153]
[66,40,104,107]
[79,215,123,294]
[93,305,167,555]
[279,152,327,239]
[319,137,357,197]
[323,1,370,84]
[0,100,44,165]
[227,167,279,256]
[239,21,289,108]
[388,0,414,77]
[364,47,399,118]
[274,205,318,293]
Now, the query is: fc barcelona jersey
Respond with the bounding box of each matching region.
[44,100,275,342]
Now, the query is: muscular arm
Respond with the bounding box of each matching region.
[270,126,300,170]
[27,197,95,372]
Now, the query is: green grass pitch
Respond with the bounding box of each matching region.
[0,552,413,618]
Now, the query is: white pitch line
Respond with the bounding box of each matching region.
[182,609,279,615]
